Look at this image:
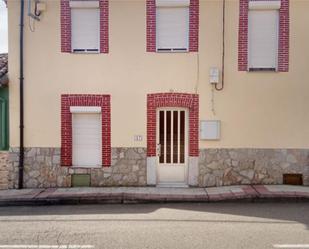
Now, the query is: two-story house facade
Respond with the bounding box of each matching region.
[3,0,309,189]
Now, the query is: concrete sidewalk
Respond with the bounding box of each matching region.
[0,185,309,206]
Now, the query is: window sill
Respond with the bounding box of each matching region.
[72,165,102,169]
[72,50,100,54]
[156,48,189,53]
[248,68,277,72]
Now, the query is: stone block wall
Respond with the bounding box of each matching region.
[0,151,8,189]
[6,147,309,189]
[8,147,147,189]
[199,149,309,187]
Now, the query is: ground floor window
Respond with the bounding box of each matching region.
[72,109,102,167]
[61,95,111,167]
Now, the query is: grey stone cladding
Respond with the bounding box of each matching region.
[199,149,309,187]
[8,147,147,188]
[6,147,309,188]
[0,151,8,189]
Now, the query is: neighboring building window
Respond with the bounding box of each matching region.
[248,1,280,71]
[61,0,109,54]
[61,95,111,167]
[156,1,190,52]
[238,0,289,72]
[146,0,199,53]
[71,5,100,53]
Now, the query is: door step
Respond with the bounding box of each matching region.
[156,183,189,188]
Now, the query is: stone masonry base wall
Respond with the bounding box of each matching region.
[6,148,309,189]
[0,151,9,190]
[8,148,146,189]
[199,149,309,187]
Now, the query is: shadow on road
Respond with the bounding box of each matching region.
[0,202,308,229]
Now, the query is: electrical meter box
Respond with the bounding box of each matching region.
[209,67,219,84]
[200,120,221,140]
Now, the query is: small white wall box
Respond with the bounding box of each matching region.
[200,120,221,140]
[209,67,219,84]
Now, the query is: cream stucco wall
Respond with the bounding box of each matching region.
[7,0,309,148]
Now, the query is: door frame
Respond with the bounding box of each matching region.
[156,107,189,186]
[146,93,199,187]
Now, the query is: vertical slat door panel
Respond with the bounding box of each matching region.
[180,111,185,163]
[158,109,186,165]
[159,111,165,163]
[157,108,188,185]
[173,111,178,163]
[166,111,171,163]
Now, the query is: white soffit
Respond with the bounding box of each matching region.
[249,1,281,10]
[70,106,101,113]
[69,1,99,9]
[156,0,190,7]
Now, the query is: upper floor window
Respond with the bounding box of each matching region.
[156,0,190,52]
[248,1,280,71]
[238,0,289,72]
[70,1,100,53]
[146,0,199,53]
[61,0,109,54]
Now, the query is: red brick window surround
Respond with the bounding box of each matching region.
[147,93,199,157]
[61,94,111,167]
[146,0,199,52]
[61,0,109,53]
[238,0,289,72]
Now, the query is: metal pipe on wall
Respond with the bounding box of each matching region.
[18,0,25,189]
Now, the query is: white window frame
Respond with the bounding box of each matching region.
[248,0,281,71]
[70,1,100,54]
[156,0,190,53]
[70,106,101,113]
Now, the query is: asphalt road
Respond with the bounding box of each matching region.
[0,203,308,249]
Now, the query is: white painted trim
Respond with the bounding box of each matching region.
[70,106,101,114]
[188,156,199,186]
[249,1,281,10]
[70,1,99,9]
[156,0,190,7]
[156,108,189,185]
[147,157,157,185]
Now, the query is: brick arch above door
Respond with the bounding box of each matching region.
[147,93,199,157]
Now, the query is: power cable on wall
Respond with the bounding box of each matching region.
[215,0,225,91]
[211,84,216,115]
[28,15,36,32]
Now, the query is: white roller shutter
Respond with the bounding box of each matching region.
[248,9,279,70]
[156,7,189,51]
[156,0,190,7]
[72,113,102,167]
[71,8,100,53]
